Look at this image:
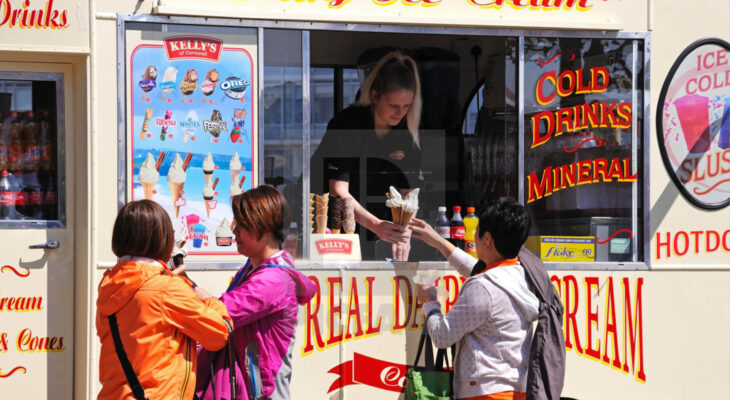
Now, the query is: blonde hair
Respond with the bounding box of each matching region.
[357,51,421,148]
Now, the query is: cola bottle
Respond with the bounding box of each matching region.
[23,111,41,172]
[42,170,57,220]
[13,171,26,218]
[0,171,13,219]
[23,170,42,219]
[450,206,465,250]
[5,112,23,172]
[39,111,55,171]
[0,113,6,172]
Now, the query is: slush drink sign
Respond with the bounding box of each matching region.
[657,38,730,209]
[164,36,223,62]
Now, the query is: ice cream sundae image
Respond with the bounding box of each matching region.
[138,152,164,200]
[229,152,242,183]
[167,152,192,217]
[139,65,157,101]
[201,69,219,103]
[180,68,198,103]
[202,152,215,185]
[385,186,419,226]
[203,177,219,217]
[160,66,178,101]
[204,109,227,142]
[216,217,234,246]
[231,108,247,143]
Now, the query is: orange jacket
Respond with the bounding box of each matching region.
[96,258,231,400]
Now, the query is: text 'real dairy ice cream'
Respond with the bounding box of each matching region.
[167,153,187,183]
[138,152,159,184]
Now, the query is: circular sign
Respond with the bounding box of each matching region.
[657,38,730,209]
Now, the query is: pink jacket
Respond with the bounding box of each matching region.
[196,250,316,400]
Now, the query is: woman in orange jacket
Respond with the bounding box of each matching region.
[96,200,232,399]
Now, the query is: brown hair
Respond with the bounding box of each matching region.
[231,185,290,242]
[112,200,175,261]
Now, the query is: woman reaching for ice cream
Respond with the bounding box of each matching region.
[310,51,422,261]
[195,185,316,400]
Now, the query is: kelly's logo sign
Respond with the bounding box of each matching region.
[164,36,223,62]
[315,239,353,255]
[0,0,68,29]
[657,38,730,210]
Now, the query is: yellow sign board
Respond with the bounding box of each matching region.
[539,236,595,262]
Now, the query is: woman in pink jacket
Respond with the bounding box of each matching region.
[196,186,316,400]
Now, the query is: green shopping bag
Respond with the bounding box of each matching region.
[404,323,453,400]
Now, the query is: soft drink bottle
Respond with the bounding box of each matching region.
[450,206,465,250]
[464,207,479,258]
[434,206,450,240]
[43,170,57,220]
[6,112,23,172]
[23,170,42,219]
[13,171,26,218]
[39,111,55,170]
[0,113,6,172]
[0,171,13,219]
[23,111,41,172]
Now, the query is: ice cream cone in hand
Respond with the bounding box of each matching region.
[385,186,419,227]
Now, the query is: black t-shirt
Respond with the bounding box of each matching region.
[310,106,422,253]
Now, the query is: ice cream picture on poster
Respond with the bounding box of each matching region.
[128,34,256,254]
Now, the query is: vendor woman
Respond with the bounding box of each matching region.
[311,51,422,261]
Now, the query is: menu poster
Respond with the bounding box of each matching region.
[126,30,257,255]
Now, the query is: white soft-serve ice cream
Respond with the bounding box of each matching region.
[386,186,419,226]
[230,152,242,181]
[230,182,242,197]
[203,152,215,185]
[167,153,187,217]
[138,152,159,200]
[216,218,234,246]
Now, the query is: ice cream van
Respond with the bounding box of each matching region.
[0,0,728,398]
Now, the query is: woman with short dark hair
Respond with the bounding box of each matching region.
[196,185,316,400]
[97,200,232,400]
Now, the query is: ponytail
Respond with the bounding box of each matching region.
[358,51,421,148]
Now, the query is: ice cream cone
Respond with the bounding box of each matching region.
[315,215,328,234]
[204,172,213,185]
[391,206,403,225]
[331,228,341,234]
[401,210,415,226]
[205,200,213,217]
[142,182,155,200]
[343,218,356,234]
[169,182,184,217]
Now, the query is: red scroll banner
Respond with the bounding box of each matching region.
[327,353,408,394]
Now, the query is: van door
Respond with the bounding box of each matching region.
[0,64,75,400]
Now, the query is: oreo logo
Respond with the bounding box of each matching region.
[220,77,249,100]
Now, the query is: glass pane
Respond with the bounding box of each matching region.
[0,76,61,225]
[523,37,642,262]
[311,67,334,151]
[263,29,303,257]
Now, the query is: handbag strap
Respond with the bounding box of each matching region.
[414,310,442,371]
[209,319,238,400]
[108,314,148,400]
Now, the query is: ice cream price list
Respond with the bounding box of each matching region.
[128,35,256,254]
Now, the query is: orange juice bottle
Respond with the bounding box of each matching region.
[464,207,479,258]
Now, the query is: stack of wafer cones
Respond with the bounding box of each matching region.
[343,197,356,234]
[315,193,329,234]
[308,194,315,233]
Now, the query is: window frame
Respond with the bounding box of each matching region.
[118,14,651,270]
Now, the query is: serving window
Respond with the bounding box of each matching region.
[119,17,649,267]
